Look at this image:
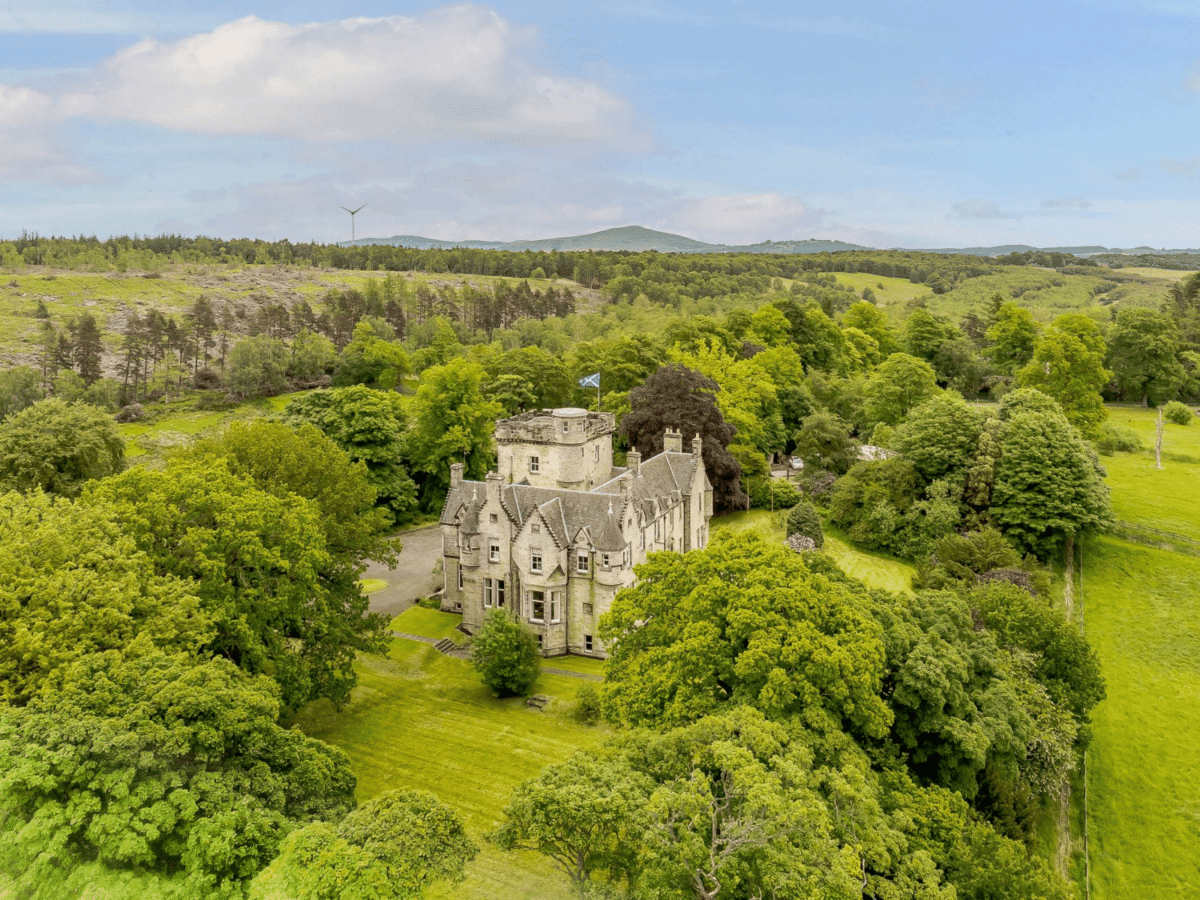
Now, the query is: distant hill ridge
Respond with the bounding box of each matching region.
[342,224,1200,257]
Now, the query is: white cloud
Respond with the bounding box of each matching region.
[0,84,94,182]
[668,193,825,244]
[951,199,1020,220]
[58,8,639,146]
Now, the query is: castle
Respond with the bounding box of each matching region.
[438,408,714,657]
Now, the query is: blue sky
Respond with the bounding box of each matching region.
[3,1,1199,248]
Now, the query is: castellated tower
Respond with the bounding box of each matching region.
[494,408,616,491]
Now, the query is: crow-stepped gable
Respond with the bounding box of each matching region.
[439,408,714,658]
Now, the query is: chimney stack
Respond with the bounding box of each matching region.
[627,450,641,474]
[663,428,683,453]
[692,433,703,458]
[451,463,463,488]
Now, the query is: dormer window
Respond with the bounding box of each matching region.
[576,552,589,573]
[530,456,540,473]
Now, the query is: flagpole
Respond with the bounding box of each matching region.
[597,371,601,412]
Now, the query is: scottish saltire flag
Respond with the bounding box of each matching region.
[579,373,601,389]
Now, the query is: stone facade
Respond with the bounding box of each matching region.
[439,408,714,657]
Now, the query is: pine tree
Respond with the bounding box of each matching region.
[72,313,104,385]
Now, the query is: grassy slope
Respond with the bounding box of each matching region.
[291,637,605,900]
[0,262,598,369]
[1083,537,1200,898]
[1081,406,1200,897]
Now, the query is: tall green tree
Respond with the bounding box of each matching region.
[985,302,1039,374]
[989,404,1112,558]
[493,752,650,896]
[332,319,410,390]
[0,397,124,497]
[792,410,859,475]
[284,386,418,523]
[0,491,207,704]
[842,300,900,356]
[1017,313,1110,438]
[0,365,44,420]
[408,361,503,504]
[863,353,940,426]
[85,458,389,709]
[893,393,985,483]
[72,312,104,385]
[599,530,890,737]
[1106,306,1186,406]
[470,608,541,698]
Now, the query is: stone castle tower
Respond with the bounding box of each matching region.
[493,407,615,491]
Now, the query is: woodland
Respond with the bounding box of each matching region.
[0,236,1197,899]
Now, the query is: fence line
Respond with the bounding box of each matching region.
[1112,520,1200,554]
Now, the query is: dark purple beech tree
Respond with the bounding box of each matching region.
[619,364,748,515]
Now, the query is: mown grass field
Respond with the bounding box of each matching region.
[1081,536,1200,898]
[291,633,606,900]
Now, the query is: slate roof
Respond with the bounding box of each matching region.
[440,449,711,551]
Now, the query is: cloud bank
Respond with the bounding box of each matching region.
[59,8,638,145]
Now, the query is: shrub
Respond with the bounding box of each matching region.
[470,609,541,698]
[785,499,824,549]
[575,684,601,725]
[1164,401,1193,426]
[115,403,144,423]
[796,468,837,504]
[193,367,224,390]
[1095,423,1142,455]
[746,476,801,510]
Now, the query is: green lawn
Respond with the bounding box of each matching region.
[358,578,387,595]
[1102,406,1200,538]
[388,607,465,642]
[822,530,915,594]
[291,639,606,900]
[1081,537,1200,898]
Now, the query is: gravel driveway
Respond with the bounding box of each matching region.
[363,525,443,618]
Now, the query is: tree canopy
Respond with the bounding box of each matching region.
[0,397,124,496]
[620,364,748,515]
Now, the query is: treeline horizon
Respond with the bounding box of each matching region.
[3,231,1101,292]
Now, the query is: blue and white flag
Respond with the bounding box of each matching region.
[578,372,601,389]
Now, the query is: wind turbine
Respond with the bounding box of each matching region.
[339,203,367,243]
